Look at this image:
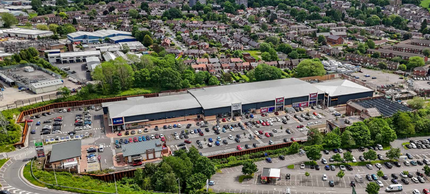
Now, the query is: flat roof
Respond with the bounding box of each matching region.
[49,51,101,58]
[50,140,81,163]
[122,140,163,157]
[68,30,132,39]
[188,78,323,110]
[314,79,373,97]
[3,28,53,35]
[103,93,202,119]
[31,79,63,89]
[109,36,136,41]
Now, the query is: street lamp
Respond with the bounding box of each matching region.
[111,172,118,194]
[176,178,180,194]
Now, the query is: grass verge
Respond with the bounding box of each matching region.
[238,174,253,183]
[402,142,410,149]
[0,158,9,187]
[287,164,295,169]
[23,162,45,187]
[383,145,391,150]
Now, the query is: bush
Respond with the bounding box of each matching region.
[287,164,295,169]
[238,174,253,183]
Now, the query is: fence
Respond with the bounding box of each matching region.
[13,121,28,148]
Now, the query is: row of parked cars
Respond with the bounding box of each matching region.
[115,134,165,148]
[33,117,63,135]
[405,139,430,149]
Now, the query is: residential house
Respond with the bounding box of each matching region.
[327,35,343,45]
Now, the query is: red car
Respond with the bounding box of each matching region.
[313,112,318,116]
[297,125,304,128]
[199,132,204,136]
[265,122,269,126]
[117,132,122,136]
[129,138,133,142]
[184,139,192,144]
[237,145,242,150]
[261,113,265,117]
[291,137,295,141]
[133,137,138,142]
[258,130,263,134]
[131,161,142,166]
[262,122,266,126]
[424,189,430,194]
[256,120,260,124]
[265,132,270,137]
[222,118,226,122]
[274,112,279,115]
[161,137,165,142]
[26,119,33,122]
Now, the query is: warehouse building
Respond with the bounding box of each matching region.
[67,30,132,44]
[2,28,54,39]
[29,79,63,94]
[86,57,101,71]
[103,78,373,129]
[48,51,101,63]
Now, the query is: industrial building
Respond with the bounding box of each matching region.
[346,96,412,118]
[86,57,101,71]
[29,79,63,94]
[48,51,101,63]
[67,30,132,44]
[2,28,54,39]
[103,78,373,130]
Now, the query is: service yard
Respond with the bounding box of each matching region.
[351,68,406,88]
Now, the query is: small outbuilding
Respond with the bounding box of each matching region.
[261,168,281,183]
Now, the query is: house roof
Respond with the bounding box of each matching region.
[50,140,81,163]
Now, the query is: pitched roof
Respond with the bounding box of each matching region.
[50,140,81,163]
[122,140,163,157]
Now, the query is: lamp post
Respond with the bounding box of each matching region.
[176,178,180,194]
[112,172,118,194]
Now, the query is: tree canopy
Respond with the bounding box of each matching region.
[295,59,326,77]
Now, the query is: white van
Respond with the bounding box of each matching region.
[98,144,104,152]
[385,184,403,192]
[354,174,363,183]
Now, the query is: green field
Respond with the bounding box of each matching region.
[421,0,430,11]
[244,50,261,60]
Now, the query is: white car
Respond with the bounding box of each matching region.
[413,189,421,194]
[177,124,182,128]
[376,180,383,187]
[254,130,259,135]
[375,163,382,169]
[404,160,410,166]
[300,163,305,169]
[338,148,343,153]
[352,157,357,163]
[138,129,142,134]
[340,165,346,171]
[321,158,327,164]
[366,164,373,170]
[228,134,233,140]
[400,171,408,178]
[322,174,327,181]
[412,177,419,183]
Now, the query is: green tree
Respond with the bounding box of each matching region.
[377,170,384,177]
[399,64,407,71]
[248,15,256,23]
[186,173,207,192]
[305,145,322,161]
[407,56,425,69]
[317,35,327,45]
[129,9,139,18]
[392,112,415,136]
[208,76,219,85]
[160,68,182,89]
[343,152,353,162]
[268,48,278,61]
[261,52,271,61]
[31,0,43,11]
[386,148,401,160]
[59,87,71,98]
[357,43,366,54]
[259,43,271,52]
[424,165,430,175]
[366,39,376,49]
[363,149,377,161]
[337,170,345,178]
[332,153,343,162]
[194,157,216,179]
[295,59,326,77]
[407,97,425,109]
[244,25,251,33]
[305,171,310,177]
[143,35,153,47]
[252,64,283,81]
[307,128,323,145]
[376,126,397,146]
[277,43,292,54]
[288,142,300,154]
[424,49,430,57]
[36,24,48,30]
[242,161,258,175]
[344,122,371,147]
[266,36,280,46]
[366,182,380,194]
[341,130,356,148]
[371,52,381,58]
[289,51,298,59]
[48,24,59,34]
[1,13,17,28]
[323,132,341,148]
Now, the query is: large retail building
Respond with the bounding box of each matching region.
[102,78,373,130]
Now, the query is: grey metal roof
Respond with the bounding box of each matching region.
[122,140,163,157]
[50,140,81,163]
[103,93,201,119]
[188,78,324,110]
[314,79,373,97]
[31,79,63,89]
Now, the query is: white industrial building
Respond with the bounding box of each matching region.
[48,51,101,63]
[103,52,116,61]
[86,57,101,71]
[29,79,63,94]
[2,28,54,39]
